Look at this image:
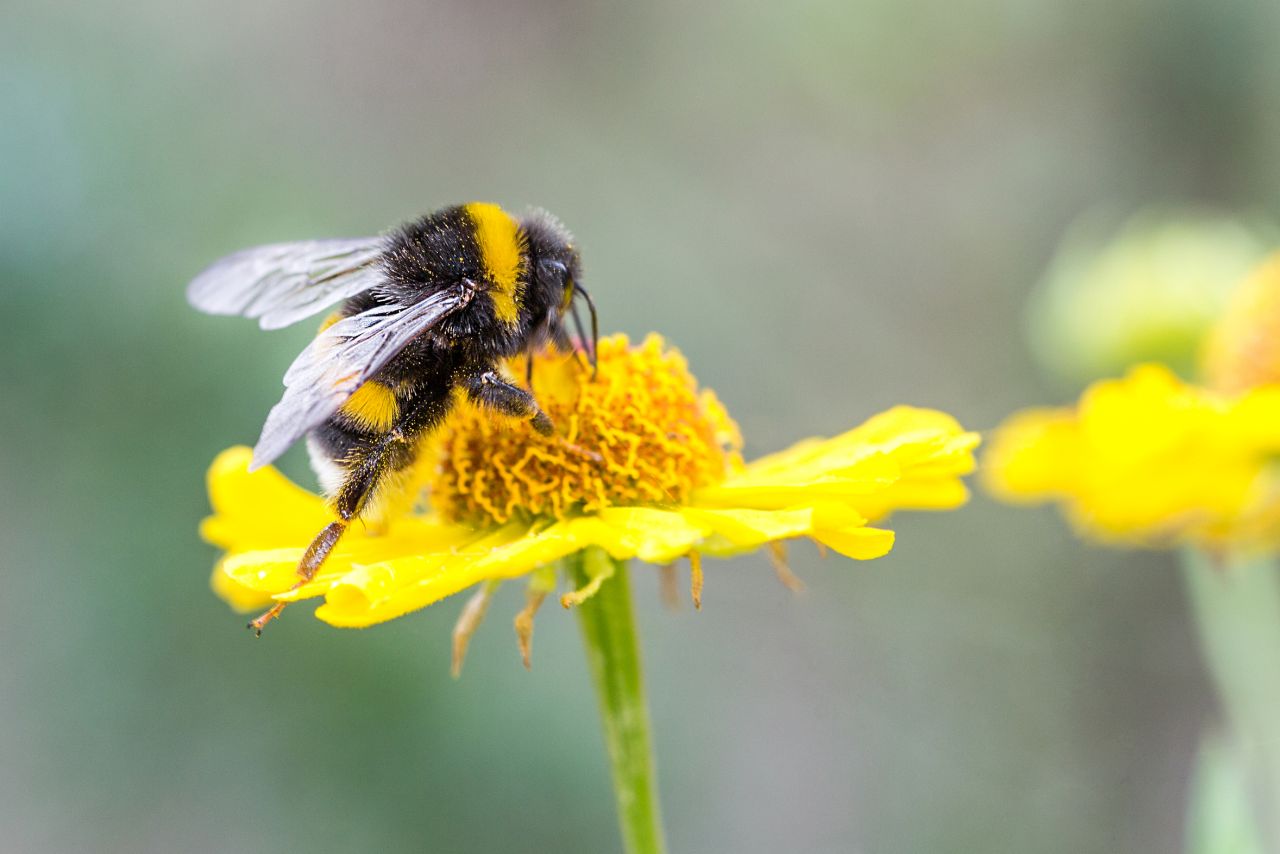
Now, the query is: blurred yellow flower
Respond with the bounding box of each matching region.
[202,334,979,630]
[1026,210,1268,385]
[1000,231,1280,852]
[984,363,1280,549]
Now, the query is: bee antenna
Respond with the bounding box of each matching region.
[569,299,592,375]
[573,283,599,379]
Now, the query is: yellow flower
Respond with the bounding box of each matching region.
[984,363,1280,549]
[203,334,979,634]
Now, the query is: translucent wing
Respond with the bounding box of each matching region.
[251,284,472,469]
[187,238,385,330]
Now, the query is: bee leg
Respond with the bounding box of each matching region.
[525,351,535,390]
[247,521,346,635]
[248,426,418,635]
[464,370,554,435]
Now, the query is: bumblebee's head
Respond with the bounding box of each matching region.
[519,208,597,373]
[520,209,581,316]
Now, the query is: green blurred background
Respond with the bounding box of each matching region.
[4,1,1279,851]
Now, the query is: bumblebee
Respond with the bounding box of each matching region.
[188,203,597,633]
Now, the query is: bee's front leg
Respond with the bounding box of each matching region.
[464,370,554,435]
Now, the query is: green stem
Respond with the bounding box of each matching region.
[1181,549,1280,850]
[569,548,668,854]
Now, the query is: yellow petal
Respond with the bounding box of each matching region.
[219,530,461,600]
[852,479,972,519]
[699,406,979,524]
[209,558,274,612]
[742,406,969,477]
[678,505,853,555]
[311,510,706,627]
[810,526,896,560]
[982,408,1080,502]
[200,447,331,550]
[589,507,711,563]
[314,522,579,627]
[682,506,820,551]
[222,548,310,594]
[691,479,896,510]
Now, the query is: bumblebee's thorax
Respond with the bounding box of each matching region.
[372,203,578,364]
[379,204,515,329]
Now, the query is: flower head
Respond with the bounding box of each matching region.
[1025,210,1268,386]
[984,363,1280,550]
[203,334,978,644]
[990,241,1280,552]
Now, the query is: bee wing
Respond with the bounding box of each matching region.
[250,284,472,469]
[187,238,385,330]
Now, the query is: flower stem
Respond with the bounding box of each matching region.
[569,548,668,854]
[1181,549,1280,850]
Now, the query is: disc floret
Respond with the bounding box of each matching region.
[431,334,742,526]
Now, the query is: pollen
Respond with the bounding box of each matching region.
[429,334,743,525]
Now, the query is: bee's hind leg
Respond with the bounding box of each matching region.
[248,428,414,635]
[248,384,456,636]
[247,521,347,635]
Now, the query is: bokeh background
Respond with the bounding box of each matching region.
[4,1,1280,852]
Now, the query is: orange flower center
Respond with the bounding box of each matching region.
[428,334,742,525]
[1203,253,1280,393]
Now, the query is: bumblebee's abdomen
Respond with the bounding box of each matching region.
[308,379,411,480]
[308,352,466,498]
[310,405,392,474]
[337,381,399,432]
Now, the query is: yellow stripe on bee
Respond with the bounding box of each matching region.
[340,381,399,431]
[464,202,525,327]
